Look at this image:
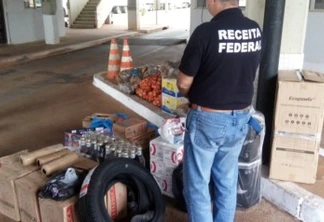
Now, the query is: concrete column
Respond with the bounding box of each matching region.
[128,0,141,30]
[246,0,310,70]
[42,0,62,45]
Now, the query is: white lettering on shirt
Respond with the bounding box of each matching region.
[218,30,228,40]
[235,30,242,40]
[218,28,262,53]
[219,43,227,53]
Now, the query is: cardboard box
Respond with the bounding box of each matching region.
[129,128,157,149]
[150,142,164,161]
[270,70,324,184]
[162,78,182,97]
[0,155,38,221]
[14,157,97,222]
[15,171,48,222]
[106,182,128,221]
[150,160,165,177]
[113,118,147,139]
[269,135,320,184]
[273,70,324,135]
[153,176,174,198]
[162,93,188,115]
[0,150,28,167]
[82,113,117,128]
[39,196,79,222]
[149,137,184,198]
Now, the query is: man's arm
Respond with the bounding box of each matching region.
[177,71,194,98]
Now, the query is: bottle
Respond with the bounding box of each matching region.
[97,141,105,163]
[91,141,98,162]
[129,149,136,160]
[122,151,129,159]
[79,135,87,153]
[116,149,123,158]
[135,146,145,167]
[105,144,115,160]
[110,145,117,158]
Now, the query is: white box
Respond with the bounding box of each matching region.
[150,142,164,162]
[150,137,184,167]
[150,160,165,177]
[153,175,174,198]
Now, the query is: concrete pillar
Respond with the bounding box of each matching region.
[128,0,141,30]
[43,15,60,45]
[246,0,310,70]
[42,0,62,45]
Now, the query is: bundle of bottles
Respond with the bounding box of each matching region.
[78,132,145,167]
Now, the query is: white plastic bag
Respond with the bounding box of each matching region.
[158,117,186,144]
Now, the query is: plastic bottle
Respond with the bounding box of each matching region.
[135,146,145,167]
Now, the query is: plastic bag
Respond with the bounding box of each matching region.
[158,117,186,144]
[39,168,87,201]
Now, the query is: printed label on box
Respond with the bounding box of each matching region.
[150,160,165,177]
[162,78,181,97]
[150,143,164,159]
[162,177,174,198]
[163,148,184,166]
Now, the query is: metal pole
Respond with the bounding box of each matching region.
[256,0,286,164]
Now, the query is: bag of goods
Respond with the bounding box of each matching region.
[135,74,162,107]
[158,117,186,144]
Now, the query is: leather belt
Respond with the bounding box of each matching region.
[190,103,249,113]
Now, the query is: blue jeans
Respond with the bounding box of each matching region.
[183,106,251,222]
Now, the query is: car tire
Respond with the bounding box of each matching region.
[79,158,165,222]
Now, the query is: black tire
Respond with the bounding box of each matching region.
[79,158,165,222]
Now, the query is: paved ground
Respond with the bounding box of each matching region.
[0,40,299,221]
[0,25,133,58]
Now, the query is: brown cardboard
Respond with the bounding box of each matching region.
[39,196,79,222]
[269,135,320,184]
[0,160,38,221]
[82,113,117,128]
[0,150,28,168]
[15,171,48,222]
[72,157,98,171]
[106,183,128,220]
[270,70,324,184]
[129,128,157,149]
[113,118,148,138]
[274,70,324,135]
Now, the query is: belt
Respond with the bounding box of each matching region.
[190,104,249,113]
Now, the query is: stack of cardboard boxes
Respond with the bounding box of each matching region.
[161,78,188,115]
[270,70,324,184]
[0,151,97,222]
[149,137,184,198]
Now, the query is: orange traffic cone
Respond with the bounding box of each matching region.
[107,38,121,81]
[120,38,133,72]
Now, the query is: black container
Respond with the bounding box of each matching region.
[237,160,261,209]
[239,111,265,163]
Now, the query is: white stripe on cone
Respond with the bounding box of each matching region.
[109,54,120,60]
[121,57,132,62]
[108,65,120,70]
[111,44,119,50]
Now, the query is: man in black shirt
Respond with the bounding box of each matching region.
[177,0,262,221]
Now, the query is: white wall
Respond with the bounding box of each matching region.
[69,0,88,24]
[3,0,65,44]
[304,11,324,73]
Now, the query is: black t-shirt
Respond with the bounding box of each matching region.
[179,8,263,110]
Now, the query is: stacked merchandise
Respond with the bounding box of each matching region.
[0,145,97,222]
[270,70,324,184]
[161,78,188,115]
[237,110,265,209]
[149,118,185,197]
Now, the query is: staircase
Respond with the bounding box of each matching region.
[71,0,100,29]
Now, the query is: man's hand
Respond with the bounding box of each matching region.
[177,71,194,98]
